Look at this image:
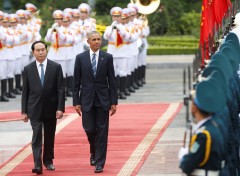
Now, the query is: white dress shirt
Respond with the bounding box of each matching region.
[36,59,47,79]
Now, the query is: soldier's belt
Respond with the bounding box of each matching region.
[51,44,73,48]
[191,169,219,176]
[21,42,29,45]
[108,42,130,45]
[2,45,13,48]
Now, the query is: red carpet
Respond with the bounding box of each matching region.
[0,111,23,122]
[0,103,181,176]
[0,106,75,122]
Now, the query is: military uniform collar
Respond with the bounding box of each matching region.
[193,116,211,133]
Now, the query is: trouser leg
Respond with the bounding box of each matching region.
[1,79,9,102]
[30,121,43,168]
[7,78,16,98]
[43,118,57,165]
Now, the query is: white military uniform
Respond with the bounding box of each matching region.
[0,12,7,81]
[104,7,131,99]
[71,9,83,56]
[78,3,96,51]
[0,13,9,101]
[45,10,66,77]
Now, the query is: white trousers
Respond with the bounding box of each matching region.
[113,57,128,77]
[0,60,7,80]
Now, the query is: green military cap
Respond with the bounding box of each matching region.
[224,32,240,60]
[194,72,227,113]
[225,32,239,47]
[221,46,239,71]
[224,41,240,63]
[220,42,240,64]
[210,52,233,80]
[202,66,228,96]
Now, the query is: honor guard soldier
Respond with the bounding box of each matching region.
[1,13,13,100]
[71,9,84,56]
[179,72,227,176]
[0,11,9,102]
[62,11,76,97]
[45,10,64,70]
[8,14,22,98]
[25,3,41,58]
[219,33,240,176]
[15,9,30,94]
[201,64,232,176]
[78,3,96,51]
[103,7,130,99]
[135,13,150,85]
[125,7,141,92]
[45,10,75,99]
[25,4,41,63]
[10,13,23,95]
[25,3,42,34]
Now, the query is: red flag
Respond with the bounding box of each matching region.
[116,30,123,47]
[0,40,2,49]
[208,0,216,36]
[214,0,232,25]
[200,0,209,46]
[200,0,211,63]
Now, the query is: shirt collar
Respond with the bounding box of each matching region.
[36,59,47,67]
[89,49,99,58]
[193,116,211,133]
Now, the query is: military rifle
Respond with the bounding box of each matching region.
[183,66,192,150]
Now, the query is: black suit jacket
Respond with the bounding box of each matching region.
[21,59,65,121]
[73,50,118,111]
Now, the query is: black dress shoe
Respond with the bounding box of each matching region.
[95,165,103,173]
[128,87,135,93]
[66,90,73,97]
[0,95,9,102]
[32,167,42,175]
[124,90,131,96]
[7,92,16,98]
[14,88,22,95]
[44,164,55,170]
[90,154,95,166]
[119,92,127,99]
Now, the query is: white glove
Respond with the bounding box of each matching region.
[52,23,59,31]
[111,21,117,27]
[111,21,118,30]
[178,147,188,160]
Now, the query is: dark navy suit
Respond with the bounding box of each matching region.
[73,50,118,168]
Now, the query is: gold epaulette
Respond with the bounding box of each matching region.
[190,128,211,167]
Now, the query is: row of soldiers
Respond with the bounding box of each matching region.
[0,2,149,102]
[104,5,150,99]
[178,12,240,176]
[0,3,41,102]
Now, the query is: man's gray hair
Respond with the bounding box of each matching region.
[87,31,101,39]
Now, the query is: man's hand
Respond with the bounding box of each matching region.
[22,113,28,122]
[110,105,117,116]
[75,105,82,116]
[56,111,63,119]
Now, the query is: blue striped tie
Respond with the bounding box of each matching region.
[92,53,97,76]
[40,64,44,86]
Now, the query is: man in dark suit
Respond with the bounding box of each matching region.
[21,41,65,175]
[73,31,118,173]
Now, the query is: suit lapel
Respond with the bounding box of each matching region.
[96,51,105,76]
[86,51,94,77]
[31,61,42,88]
[44,59,52,87]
